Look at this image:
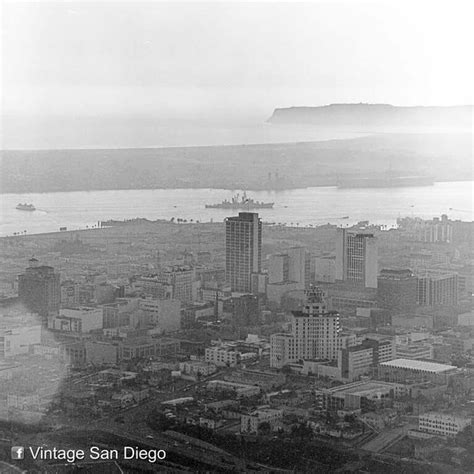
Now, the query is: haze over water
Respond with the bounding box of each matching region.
[1,181,472,237]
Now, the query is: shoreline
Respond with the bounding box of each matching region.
[0,219,317,240]
[1,178,473,196]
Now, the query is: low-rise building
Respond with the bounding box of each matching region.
[205,346,240,367]
[267,281,303,306]
[206,380,260,398]
[0,363,19,380]
[49,307,103,333]
[224,369,285,391]
[0,324,42,358]
[419,412,471,438]
[240,408,283,433]
[321,380,409,411]
[378,359,458,384]
[396,342,434,361]
[85,340,119,365]
[360,409,398,430]
[138,297,181,332]
[61,280,80,307]
[179,360,216,377]
[102,298,139,328]
[119,337,180,360]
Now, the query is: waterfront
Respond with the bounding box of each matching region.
[1,181,472,237]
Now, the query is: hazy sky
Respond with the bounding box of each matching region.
[1,0,473,147]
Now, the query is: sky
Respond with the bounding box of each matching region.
[1,0,473,148]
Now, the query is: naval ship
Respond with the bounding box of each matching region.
[205,192,274,209]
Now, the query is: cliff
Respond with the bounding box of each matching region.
[267,103,473,128]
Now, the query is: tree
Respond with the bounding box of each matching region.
[291,423,313,439]
[147,409,175,432]
[258,421,271,435]
[456,426,474,448]
[344,413,356,424]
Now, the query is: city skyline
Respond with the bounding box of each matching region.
[0,1,473,472]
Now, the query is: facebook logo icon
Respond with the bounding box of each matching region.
[11,446,25,460]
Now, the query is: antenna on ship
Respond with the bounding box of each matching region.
[243,191,250,211]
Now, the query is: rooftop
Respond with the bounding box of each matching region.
[325,380,400,396]
[379,358,457,373]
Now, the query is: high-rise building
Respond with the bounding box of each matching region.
[18,259,60,318]
[270,286,341,368]
[268,247,310,289]
[339,344,374,381]
[416,270,458,307]
[225,212,262,292]
[335,229,378,288]
[314,255,336,283]
[377,269,417,315]
[338,337,396,381]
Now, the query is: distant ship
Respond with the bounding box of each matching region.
[205,192,274,209]
[337,175,433,189]
[16,203,36,211]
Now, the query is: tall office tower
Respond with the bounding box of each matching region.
[335,229,378,288]
[225,212,262,292]
[18,258,60,318]
[268,247,310,289]
[270,286,341,368]
[377,269,417,315]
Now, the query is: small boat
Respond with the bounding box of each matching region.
[16,203,36,211]
[341,216,349,219]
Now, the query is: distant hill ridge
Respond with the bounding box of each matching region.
[268,103,473,127]
[1,133,472,193]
